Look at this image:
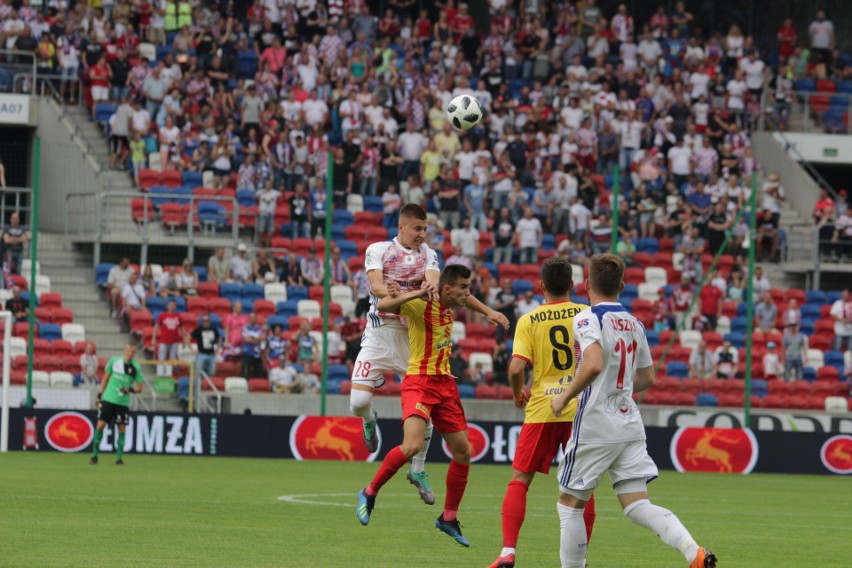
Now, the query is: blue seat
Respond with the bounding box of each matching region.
[363,196,383,213]
[636,238,659,254]
[512,280,534,294]
[724,332,745,349]
[94,102,117,127]
[287,286,308,301]
[795,78,815,92]
[328,364,350,382]
[457,384,476,399]
[197,202,226,227]
[803,367,817,382]
[177,377,190,400]
[146,296,164,313]
[542,234,556,251]
[387,227,398,239]
[824,109,845,130]
[150,186,172,209]
[645,330,660,347]
[806,290,827,305]
[483,262,498,279]
[837,81,852,94]
[331,225,347,240]
[236,51,258,79]
[195,266,208,282]
[333,210,354,225]
[620,297,633,310]
[0,68,12,91]
[801,304,822,319]
[827,291,842,304]
[95,263,115,287]
[266,315,289,330]
[40,323,62,340]
[799,319,815,335]
[279,222,293,237]
[20,291,37,307]
[666,361,688,379]
[219,283,242,302]
[337,240,358,257]
[182,171,203,187]
[696,393,719,407]
[730,316,749,333]
[242,284,264,301]
[736,302,749,316]
[236,188,256,207]
[829,95,849,109]
[171,186,193,204]
[825,351,845,367]
[237,298,255,314]
[155,44,173,61]
[620,284,638,300]
[325,379,342,395]
[751,379,768,398]
[276,300,299,317]
[169,297,186,312]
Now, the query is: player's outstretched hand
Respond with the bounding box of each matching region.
[421,280,439,302]
[486,309,510,330]
[514,389,529,409]
[386,281,402,297]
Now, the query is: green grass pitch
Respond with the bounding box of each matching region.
[0,453,849,567]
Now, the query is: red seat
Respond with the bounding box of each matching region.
[814,319,834,334]
[161,170,182,187]
[673,392,696,406]
[724,380,745,394]
[197,282,220,299]
[495,385,515,400]
[202,377,226,391]
[129,310,153,334]
[656,376,681,392]
[288,316,308,330]
[652,391,678,405]
[138,169,160,189]
[51,340,73,355]
[680,378,702,393]
[718,393,744,407]
[816,80,836,92]
[32,338,51,357]
[767,288,785,303]
[34,306,52,323]
[348,257,364,272]
[179,312,196,333]
[785,289,806,304]
[365,226,387,241]
[248,378,270,392]
[703,331,723,350]
[497,264,520,280]
[466,323,496,339]
[254,300,275,319]
[38,355,62,373]
[789,380,811,396]
[10,370,26,385]
[160,203,185,228]
[52,308,74,325]
[817,366,840,381]
[806,395,827,410]
[309,286,325,302]
[632,252,652,267]
[624,267,645,285]
[131,198,156,224]
[767,380,790,396]
[475,385,498,399]
[61,354,81,375]
[186,297,209,315]
[39,292,62,308]
[13,322,36,339]
[209,298,232,318]
[702,378,726,394]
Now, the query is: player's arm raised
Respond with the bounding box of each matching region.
[464,294,510,330]
[552,342,603,417]
[367,269,401,299]
[376,288,429,313]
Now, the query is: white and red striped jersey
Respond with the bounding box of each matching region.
[364,238,440,328]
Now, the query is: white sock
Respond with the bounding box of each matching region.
[410,420,433,473]
[349,389,374,421]
[624,499,699,563]
[557,502,587,568]
[500,547,516,558]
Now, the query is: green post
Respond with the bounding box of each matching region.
[320,151,334,417]
[24,137,40,409]
[610,165,621,253]
[743,173,758,427]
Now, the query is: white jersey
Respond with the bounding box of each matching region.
[364,238,440,329]
[571,302,653,444]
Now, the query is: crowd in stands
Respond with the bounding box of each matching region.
[17,0,847,404]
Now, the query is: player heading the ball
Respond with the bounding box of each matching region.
[357,264,474,548]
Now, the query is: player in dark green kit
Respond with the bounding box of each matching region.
[90,343,144,465]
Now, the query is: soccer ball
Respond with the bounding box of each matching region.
[446,94,483,131]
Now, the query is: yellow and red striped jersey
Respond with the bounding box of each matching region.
[400,298,455,377]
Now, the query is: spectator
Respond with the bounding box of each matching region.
[256,181,281,248]
[830,206,852,263]
[782,324,808,381]
[308,177,329,239]
[106,257,135,318]
[492,207,515,265]
[752,266,771,301]
[783,299,801,329]
[229,243,252,283]
[3,212,28,276]
[5,285,27,323]
[266,324,288,364]
[207,248,228,284]
[689,340,715,379]
[515,207,543,264]
[188,313,221,384]
[763,341,782,381]
[714,339,738,380]
[653,288,673,332]
[808,9,835,65]
[328,247,352,285]
[756,209,780,262]
[158,265,180,298]
[252,248,277,284]
[697,279,723,331]
[223,301,248,359]
[240,312,265,379]
[176,259,198,296]
[119,272,147,329]
[491,339,510,385]
[289,183,311,240]
[754,292,778,334]
[672,277,694,330]
[492,277,517,341]
[516,290,541,318]
[445,244,472,270]
[140,265,158,296]
[448,344,470,385]
[381,183,401,229]
[78,342,100,386]
[279,253,304,287]
[463,173,488,232]
[452,217,479,259]
[300,246,324,287]
[437,172,462,230]
[152,299,186,376]
[294,321,317,369]
[829,289,852,353]
[271,354,314,393]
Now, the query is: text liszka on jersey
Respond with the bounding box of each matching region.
[364,238,440,329]
[573,303,653,444]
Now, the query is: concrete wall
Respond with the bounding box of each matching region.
[752,132,823,221]
[37,100,101,233]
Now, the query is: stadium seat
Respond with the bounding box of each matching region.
[49,371,74,388]
[457,384,476,399]
[31,370,50,387]
[475,385,498,399]
[469,352,494,374]
[242,284,265,301]
[666,361,688,379]
[39,323,62,341]
[61,324,86,344]
[806,349,825,369]
[224,377,249,393]
[679,330,701,350]
[297,300,321,319]
[696,393,718,407]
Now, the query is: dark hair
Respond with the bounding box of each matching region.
[540,257,574,297]
[439,264,472,289]
[399,203,427,221]
[588,253,625,298]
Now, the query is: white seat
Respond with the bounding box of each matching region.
[264,283,288,304]
[61,323,86,344]
[202,170,215,188]
[469,352,493,374]
[644,267,667,288]
[147,152,162,172]
[142,264,164,281]
[0,290,11,304]
[34,275,51,295]
[346,193,364,213]
[31,370,50,386]
[637,282,659,301]
[297,300,321,319]
[177,343,196,362]
[330,285,354,304]
[716,316,731,335]
[451,321,467,341]
[8,336,26,359]
[806,348,824,369]
[679,330,702,350]
[224,377,248,393]
[139,42,157,62]
[846,350,852,367]
[49,371,74,388]
[672,252,685,271]
[571,264,584,285]
[336,298,356,318]
[21,259,39,275]
[825,396,848,412]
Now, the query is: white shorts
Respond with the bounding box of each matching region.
[557,439,659,500]
[351,324,409,388]
[91,86,109,101]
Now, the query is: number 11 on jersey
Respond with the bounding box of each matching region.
[613,339,637,390]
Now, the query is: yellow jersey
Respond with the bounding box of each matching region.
[400,298,455,377]
[512,300,587,423]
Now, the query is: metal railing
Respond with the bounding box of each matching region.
[199,370,223,414]
[64,191,241,265]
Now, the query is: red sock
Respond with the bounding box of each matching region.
[442,460,470,521]
[367,446,408,496]
[501,479,529,548]
[584,493,596,544]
